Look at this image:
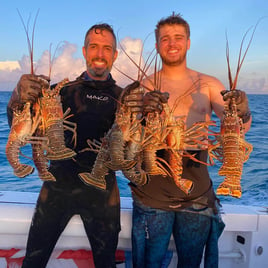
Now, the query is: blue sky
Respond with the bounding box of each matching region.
[0,0,267,93]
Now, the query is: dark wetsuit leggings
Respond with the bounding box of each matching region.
[21,183,120,268]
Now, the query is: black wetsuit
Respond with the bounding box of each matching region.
[16,72,122,268]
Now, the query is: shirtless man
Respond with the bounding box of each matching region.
[129,13,251,268]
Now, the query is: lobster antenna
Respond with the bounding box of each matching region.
[116,32,157,89]
[31,9,39,74]
[114,44,155,90]
[225,32,233,89]
[112,65,153,93]
[49,41,65,80]
[232,26,253,89]
[141,48,157,81]
[227,18,263,90]
[48,43,53,79]
[156,54,163,91]
[153,52,158,88]
[137,33,148,81]
[17,9,40,75]
[129,31,154,81]
[152,53,162,91]
[171,79,203,114]
[113,65,137,83]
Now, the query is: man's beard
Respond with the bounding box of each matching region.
[161,51,186,66]
[87,59,110,79]
[88,67,110,78]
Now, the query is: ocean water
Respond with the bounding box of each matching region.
[0,91,267,207]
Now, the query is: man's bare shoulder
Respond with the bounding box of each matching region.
[142,70,225,92]
[197,71,224,87]
[192,71,226,97]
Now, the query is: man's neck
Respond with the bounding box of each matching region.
[85,71,110,81]
[160,63,189,81]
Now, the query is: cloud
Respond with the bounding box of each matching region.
[0,37,267,94]
[0,38,149,90]
[238,72,268,94]
[0,42,84,90]
[0,61,23,90]
[34,42,85,84]
[112,37,156,87]
[19,42,85,85]
[0,61,20,70]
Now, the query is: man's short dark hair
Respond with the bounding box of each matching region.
[84,23,117,49]
[155,12,190,42]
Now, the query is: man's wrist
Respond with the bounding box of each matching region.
[8,87,24,112]
[241,110,251,124]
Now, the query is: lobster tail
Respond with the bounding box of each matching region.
[216,175,242,198]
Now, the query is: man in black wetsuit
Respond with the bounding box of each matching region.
[7,23,141,268]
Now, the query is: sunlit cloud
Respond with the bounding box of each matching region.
[238,72,268,94]
[0,38,146,90]
[0,61,20,71]
[0,38,267,94]
[112,37,156,87]
[0,60,24,90]
[33,42,85,84]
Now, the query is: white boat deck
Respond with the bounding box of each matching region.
[0,191,267,267]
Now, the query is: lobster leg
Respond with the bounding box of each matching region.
[78,138,109,190]
[106,124,137,170]
[45,120,77,160]
[6,139,34,178]
[32,128,56,181]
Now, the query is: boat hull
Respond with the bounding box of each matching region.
[0,191,267,267]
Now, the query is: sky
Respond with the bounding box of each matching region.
[0,0,268,94]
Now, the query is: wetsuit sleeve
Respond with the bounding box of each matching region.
[7,106,13,127]
[6,88,24,127]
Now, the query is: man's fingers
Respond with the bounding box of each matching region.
[17,74,48,103]
[37,75,50,88]
[125,81,140,92]
[125,100,143,107]
[124,94,143,102]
